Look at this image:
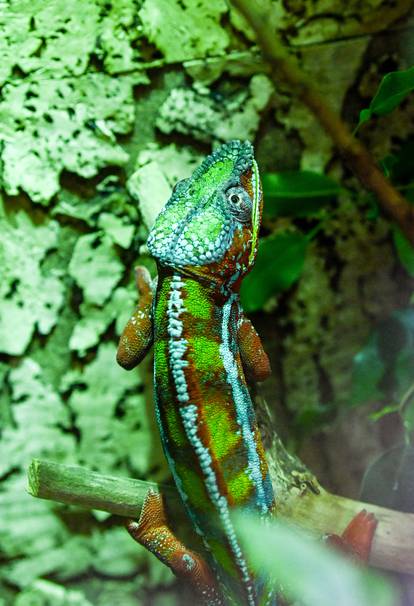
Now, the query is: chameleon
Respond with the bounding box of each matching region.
[117,140,276,605]
[116,140,378,605]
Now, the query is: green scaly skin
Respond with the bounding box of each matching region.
[118,141,276,605]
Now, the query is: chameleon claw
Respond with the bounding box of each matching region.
[341,509,378,562]
[126,489,224,605]
[325,509,378,563]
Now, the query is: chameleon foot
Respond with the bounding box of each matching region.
[325,509,378,563]
[126,489,224,605]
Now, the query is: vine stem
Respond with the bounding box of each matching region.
[229,0,414,245]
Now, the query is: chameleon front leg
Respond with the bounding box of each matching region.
[237,314,272,383]
[117,266,154,370]
[127,490,224,606]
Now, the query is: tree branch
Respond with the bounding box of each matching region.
[28,458,414,575]
[229,0,414,245]
[27,459,177,518]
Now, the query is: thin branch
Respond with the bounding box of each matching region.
[28,458,414,575]
[27,459,177,518]
[229,0,414,245]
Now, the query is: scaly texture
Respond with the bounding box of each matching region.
[118,141,275,605]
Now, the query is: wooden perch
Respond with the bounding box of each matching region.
[229,0,414,245]
[27,459,177,518]
[28,457,414,576]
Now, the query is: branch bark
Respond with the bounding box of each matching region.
[229,0,414,245]
[27,458,177,518]
[28,457,414,576]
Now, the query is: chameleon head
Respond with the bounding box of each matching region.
[147,140,263,289]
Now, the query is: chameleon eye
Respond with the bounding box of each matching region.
[226,186,252,223]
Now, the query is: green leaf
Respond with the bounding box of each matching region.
[294,403,332,434]
[358,66,414,127]
[358,108,371,127]
[369,404,400,422]
[262,171,341,218]
[380,141,414,184]
[350,333,385,406]
[235,514,396,606]
[393,226,414,276]
[240,232,307,312]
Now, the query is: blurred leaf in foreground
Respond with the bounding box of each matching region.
[262,171,341,218]
[235,514,397,606]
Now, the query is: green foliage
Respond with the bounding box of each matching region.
[393,227,414,276]
[351,309,414,441]
[235,514,396,606]
[358,66,414,128]
[262,171,341,218]
[379,139,414,275]
[239,169,340,313]
[240,232,308,312]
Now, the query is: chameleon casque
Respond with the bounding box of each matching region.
[116,140,377,605]
[117,140,276,605]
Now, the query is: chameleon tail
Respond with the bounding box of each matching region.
[126,489,225,605]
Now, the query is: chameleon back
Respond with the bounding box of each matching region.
[148,141,277,605]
